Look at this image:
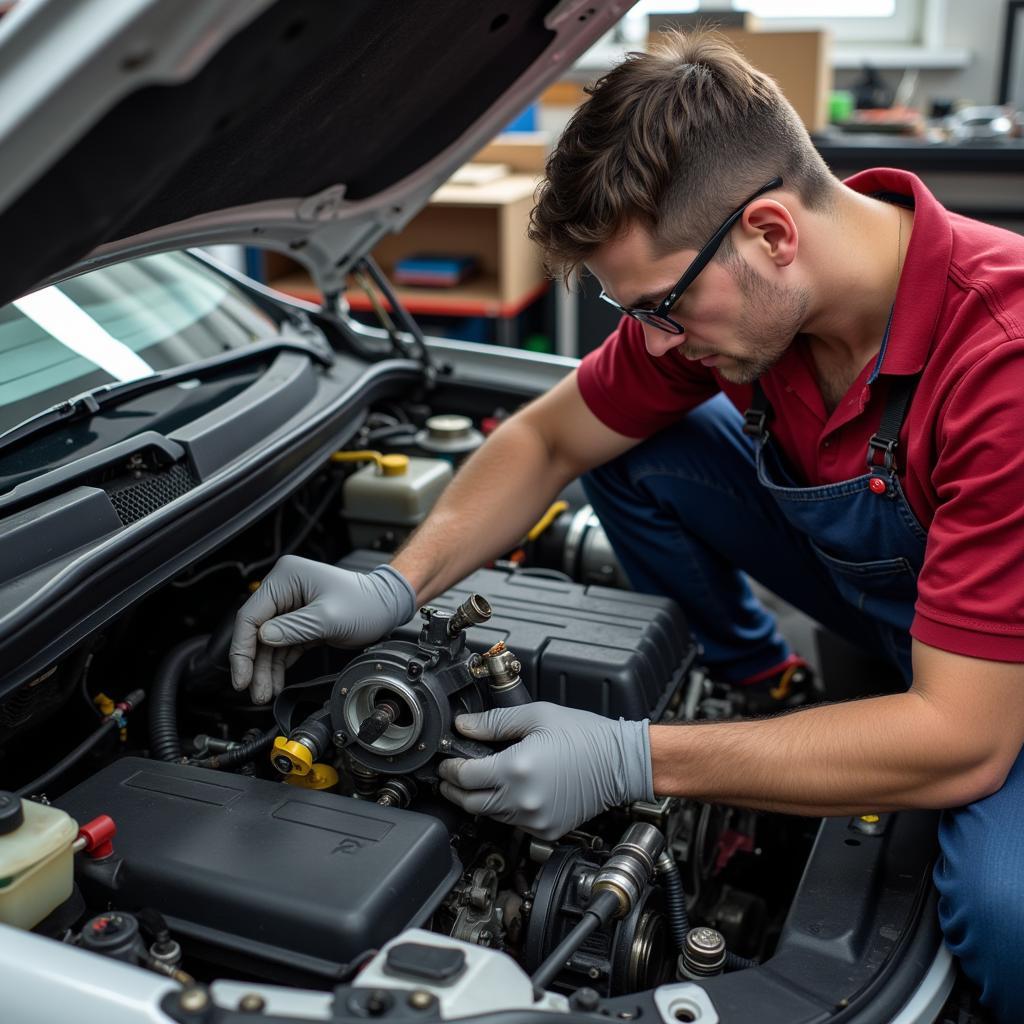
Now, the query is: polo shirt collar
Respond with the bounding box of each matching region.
[843,168,953,377]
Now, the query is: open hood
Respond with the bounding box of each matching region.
[0,0,628,308]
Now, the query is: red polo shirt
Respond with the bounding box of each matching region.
[578,168,1024,663]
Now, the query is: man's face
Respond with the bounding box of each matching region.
[587,222,810,385]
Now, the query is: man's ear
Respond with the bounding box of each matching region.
[741,200,798,268]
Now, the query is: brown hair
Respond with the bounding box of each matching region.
[528,28,836,282]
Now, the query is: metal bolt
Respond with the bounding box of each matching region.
[408,663,422,678]
[340,688,349,696]
[408,991,433,1010]
[440,738,451,751]
[238,992,266,1012]
[588,967,601,980]
[478,929,492,946]
[333,731,348,746]
[617,1011,638,1020]
[272,756,292,774]
[365,990,392,1016]
[375,664,383,671]
[179,986,209,1012]
[417,743,426,751]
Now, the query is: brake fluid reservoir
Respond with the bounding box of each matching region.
[343,456,453,531]
[0,792,77,928]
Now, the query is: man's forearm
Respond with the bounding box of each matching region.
[391,418,577,603]
[650,692,999,815]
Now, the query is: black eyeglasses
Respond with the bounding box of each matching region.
[599,176,783,335]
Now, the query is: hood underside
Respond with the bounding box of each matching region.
[0,0,627,306]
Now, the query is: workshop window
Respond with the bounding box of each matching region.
[626,0,925,44]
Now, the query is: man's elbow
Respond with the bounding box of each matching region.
[942,755,1014,807]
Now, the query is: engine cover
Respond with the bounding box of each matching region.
[56,758,460,980]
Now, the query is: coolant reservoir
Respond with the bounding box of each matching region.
[0,792,77,928]
[343,456,452,548]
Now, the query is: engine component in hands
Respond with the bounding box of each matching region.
[339,551,696,721]
[56,758,461,982]
[327,594,524,777]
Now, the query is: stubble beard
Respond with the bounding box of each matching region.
[714,256,811,385]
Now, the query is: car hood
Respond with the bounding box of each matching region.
[0,0,627,308]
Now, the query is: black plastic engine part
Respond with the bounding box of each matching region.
[56,758,461,981]
[339,551,695,721]
[525,844,673,997]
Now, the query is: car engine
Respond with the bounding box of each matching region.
[0,399,818,1014]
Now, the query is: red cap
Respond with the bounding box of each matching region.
[869,476,888,495]
[78,815,117,859]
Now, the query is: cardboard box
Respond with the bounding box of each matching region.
[723,29,831,133]
[646,26,832,133]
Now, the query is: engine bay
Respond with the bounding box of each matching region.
[0,384,945,1024]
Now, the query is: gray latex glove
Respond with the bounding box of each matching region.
[229,555,416,704]
[437,702,653,840]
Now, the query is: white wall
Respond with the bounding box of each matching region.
[835,0,1009,110]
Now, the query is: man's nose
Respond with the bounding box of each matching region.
[642,322,683,358]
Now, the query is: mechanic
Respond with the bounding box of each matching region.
[228,31,1024,1021]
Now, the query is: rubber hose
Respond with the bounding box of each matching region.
[725,950,759,971]
[190,609,238,676]
[191,726,277,771]
[15,719,117,798]
[657,851,691,950]
[149,636,209,762]
[531,888,621,992]
[15,689,145,798]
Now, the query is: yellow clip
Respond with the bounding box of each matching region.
[271,736,314,776]
[331,450,409,477]
[284,763,340,790]
[94,693,116,717]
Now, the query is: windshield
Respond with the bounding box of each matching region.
[0,252,276,435]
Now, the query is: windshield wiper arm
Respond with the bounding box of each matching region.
[0,336,333,457]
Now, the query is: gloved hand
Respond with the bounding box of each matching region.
[228,555,416,704]
[437,702,653,840]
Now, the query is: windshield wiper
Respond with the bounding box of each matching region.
[0,336,334,458]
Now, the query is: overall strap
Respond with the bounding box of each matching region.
[866,375,918,473]
[742,380,772,441]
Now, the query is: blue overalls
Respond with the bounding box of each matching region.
[583,362,1024,1021]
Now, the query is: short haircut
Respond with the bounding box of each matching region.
[529,28,837,282]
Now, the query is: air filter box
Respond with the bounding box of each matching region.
[56,758,460,980]
[340,552,695,721]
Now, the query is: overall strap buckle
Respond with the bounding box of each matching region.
[743,407,769,439]
[866,434,898,472]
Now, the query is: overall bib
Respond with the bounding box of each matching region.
[741,372,923,682]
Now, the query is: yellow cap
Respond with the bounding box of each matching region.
[284,763,340,790]
[271,736,314,776]
[378,453,409,476]
[859,814,881,824]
